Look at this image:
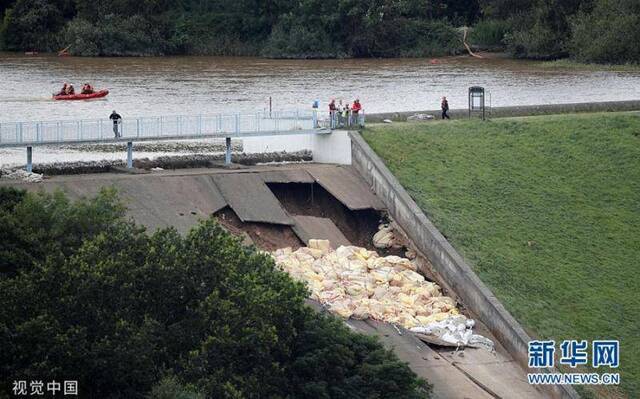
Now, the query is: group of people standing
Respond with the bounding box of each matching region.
[327,98,363,128]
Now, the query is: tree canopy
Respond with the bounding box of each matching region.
[0,187,429,398]
[0,1,638,64]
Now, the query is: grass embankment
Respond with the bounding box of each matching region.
[362,113,640,398]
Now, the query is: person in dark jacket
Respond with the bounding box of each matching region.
[441,96,450,120]
[329,99,337,128]
[56,83,68,96]
[109,110,122,137]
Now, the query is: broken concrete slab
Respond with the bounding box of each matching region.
[305,165,385,210]
[212,173,293,225]
[259,169,315,184]
[291,215,351,248]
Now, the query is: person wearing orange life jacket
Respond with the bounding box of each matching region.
[81,83,94,94]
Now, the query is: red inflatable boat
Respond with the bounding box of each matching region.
[53,89,109,101]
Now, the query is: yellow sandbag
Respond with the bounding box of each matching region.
[371,267,396,283]
[398,314,419,329]
[331,303,353,319]
[309,239,331,252]
[417,312,451,325]
[347,259,368,273]
[398,293,415,306]
[383,255,416,271]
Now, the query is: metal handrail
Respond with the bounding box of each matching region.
[3,109,365,171]
[0,110,326,147]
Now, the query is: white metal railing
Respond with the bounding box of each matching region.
[325,110,366,129]
[2,109,366,171]
[0,110,335,147]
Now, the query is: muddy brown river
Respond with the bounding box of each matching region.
[1,53,640,168]
[2,53,640,122]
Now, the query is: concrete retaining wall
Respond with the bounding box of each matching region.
[312,131,352,165]
[366,99,640,122]
[349,131,580,399]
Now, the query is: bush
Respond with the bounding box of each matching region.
[506,22,566,59]
[263,14,342,59]
[64,15,169,56]
[0,0,64,51]
[469,19,511,47]
[568,0,640,64]
[0,188,429,398]
[398,20,463,58]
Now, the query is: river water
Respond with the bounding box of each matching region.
[2,53,640,121]
[1,53,640,167]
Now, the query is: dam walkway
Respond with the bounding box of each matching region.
[0,110,347,171]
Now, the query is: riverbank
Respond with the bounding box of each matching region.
[538,59,640,72]
[362,112,640,398]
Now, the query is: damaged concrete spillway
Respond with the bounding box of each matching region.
[3,164,545,399]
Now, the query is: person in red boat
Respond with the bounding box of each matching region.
[56,83,68,96]
[66,84,75,95]
[81,83,94,94]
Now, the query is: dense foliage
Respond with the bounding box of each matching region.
[0,0,638,62]
[0,188,429,398]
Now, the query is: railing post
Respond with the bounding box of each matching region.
[312,110,318,129]
[295,109,299,130]
[177,116,181,136]
[127,141,133,168]
[159,117,163,136]
[36,123,41,142]
[235,114,240,135]
[198,115,202,135]
[99,120,103,140]
[18,122,23,143]
[77,121,81,140]
[137,118,141,138]
[26,146,32,173]
[225,137,231,165]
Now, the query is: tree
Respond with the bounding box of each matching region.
[0,188,429,398]
[569,0,640,63]
[1,0,64,51]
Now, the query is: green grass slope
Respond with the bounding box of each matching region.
[363,113,640,398]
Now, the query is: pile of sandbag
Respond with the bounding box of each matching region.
[272,240,493,350]
[272,239,462,329]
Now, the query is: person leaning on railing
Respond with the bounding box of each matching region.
[351,99,362,127]
[329,99,337,128]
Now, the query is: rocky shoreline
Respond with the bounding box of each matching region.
[0,151,312,179]
[56,139,243,153]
